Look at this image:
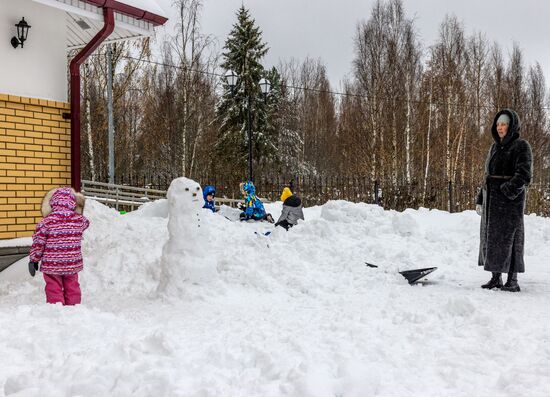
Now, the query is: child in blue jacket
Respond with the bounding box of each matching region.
[239,181,273,222]
[203,185,217,212]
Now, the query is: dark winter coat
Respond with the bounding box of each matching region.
[276,195,305,227]
[477,109,532,273]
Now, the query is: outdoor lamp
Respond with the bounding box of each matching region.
[224,69,238,90]
[223,71,270,181]
[259,77,271,97]
[11,17,31,49]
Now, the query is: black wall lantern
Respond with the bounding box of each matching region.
[11,17,31,49]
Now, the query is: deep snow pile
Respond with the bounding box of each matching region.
[1,184,550,397]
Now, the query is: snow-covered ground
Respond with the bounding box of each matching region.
[0,237,31,248]
[1,190,550,396]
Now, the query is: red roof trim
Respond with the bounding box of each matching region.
[81,0,168,26]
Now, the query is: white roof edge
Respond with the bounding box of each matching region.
[31,0,162,36]
[32,0,104,22]
[31,0,167,19]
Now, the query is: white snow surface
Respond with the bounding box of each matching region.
[0,237,32,248]
[1,192,550,396]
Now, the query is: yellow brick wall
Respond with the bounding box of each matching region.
[0,93,71,239]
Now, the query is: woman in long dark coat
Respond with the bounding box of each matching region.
[476,109,532,292]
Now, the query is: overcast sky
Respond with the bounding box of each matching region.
[154,0,550,89]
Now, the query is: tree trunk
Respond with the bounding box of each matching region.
[84,65,96,181]
[391,96,397,184]
[445,85,452,184]
[405,76,412,184]
[422,79,433,204]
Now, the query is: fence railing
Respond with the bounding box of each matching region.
[81,180,253,211]
[81,180,166,211]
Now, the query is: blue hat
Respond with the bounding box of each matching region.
[203,185,216,200]
[243,181,256,195]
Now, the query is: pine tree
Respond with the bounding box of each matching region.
[216,6,277,179]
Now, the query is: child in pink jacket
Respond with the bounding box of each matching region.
[29,187,89,305]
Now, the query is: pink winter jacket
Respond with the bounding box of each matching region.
[30,188,90,275]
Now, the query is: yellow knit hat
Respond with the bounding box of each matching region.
[280,187,292,202]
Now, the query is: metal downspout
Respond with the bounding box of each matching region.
[69,6,115,191]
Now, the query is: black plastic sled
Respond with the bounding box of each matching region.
[399,267,438,284]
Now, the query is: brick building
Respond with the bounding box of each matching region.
[0,0,167,239]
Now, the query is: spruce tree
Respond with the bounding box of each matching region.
[216,6,279,179]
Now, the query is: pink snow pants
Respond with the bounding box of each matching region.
[43,273,81,305]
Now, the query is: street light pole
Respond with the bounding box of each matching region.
[224,70,270,184]
[107,43,115,185]
[247,94,253,181]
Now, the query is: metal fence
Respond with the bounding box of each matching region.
[108,173,550,216]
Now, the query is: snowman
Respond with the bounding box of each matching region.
[158,177,217,294]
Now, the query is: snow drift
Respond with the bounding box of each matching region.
[1,190,550,397]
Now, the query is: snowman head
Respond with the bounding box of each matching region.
[167,177,203,211]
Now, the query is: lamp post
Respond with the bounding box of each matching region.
[224,70,271,182]
[107,44,114,185]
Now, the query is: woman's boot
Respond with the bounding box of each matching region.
[501,272,520,292]
[481,272,503,289]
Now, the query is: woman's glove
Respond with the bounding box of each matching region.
[476,204,483,216]
[28,262,39,277]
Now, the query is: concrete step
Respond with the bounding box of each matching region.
[0,246,30,272]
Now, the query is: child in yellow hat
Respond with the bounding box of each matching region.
[275,187,304,230]
[280,187,293,203]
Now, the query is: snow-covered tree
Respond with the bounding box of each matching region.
[216,6,278,178]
